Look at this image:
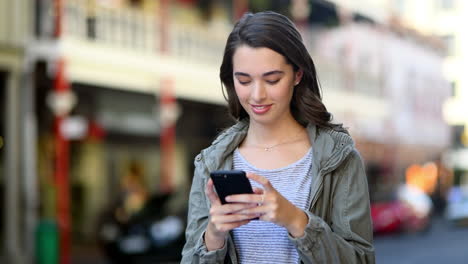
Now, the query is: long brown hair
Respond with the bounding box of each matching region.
[220,11,346,133]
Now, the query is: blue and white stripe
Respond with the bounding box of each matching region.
[232,148,313,264]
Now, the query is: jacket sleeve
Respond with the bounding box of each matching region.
[181,153,229,264]
[289,150,375,264]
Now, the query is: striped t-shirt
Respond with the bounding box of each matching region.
[232,148,313,264]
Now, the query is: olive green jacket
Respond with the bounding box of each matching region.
[181,120,375,263]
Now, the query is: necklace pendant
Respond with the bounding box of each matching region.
[265,147,271,151]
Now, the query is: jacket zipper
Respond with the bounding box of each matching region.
[297,147,353,264]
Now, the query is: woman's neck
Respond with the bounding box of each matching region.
[245,118,306,147]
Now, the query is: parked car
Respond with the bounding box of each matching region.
[371,199,406,234]
[96,192,186,264]
[371,184,432,235]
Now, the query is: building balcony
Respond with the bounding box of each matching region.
[1,0,389,124]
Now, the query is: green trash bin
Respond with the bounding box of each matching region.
[36,220,58,264]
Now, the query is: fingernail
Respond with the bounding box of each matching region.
[225,196,231,201]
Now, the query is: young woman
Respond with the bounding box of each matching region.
[181,11,375,264]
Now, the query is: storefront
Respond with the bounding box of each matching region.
[33,70,232,260]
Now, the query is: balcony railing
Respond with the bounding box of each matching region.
[32,0,383,98]
[64,1,157,53]
[60,0,227,64]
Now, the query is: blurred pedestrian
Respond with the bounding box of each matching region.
[182,11,374,263]
[115,160,148,223]
[432,156,453,215]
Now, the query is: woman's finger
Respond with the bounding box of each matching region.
[210,203,257,216]
[211,213,259,224]
[247,172,274,191]
[237,201,269,214]
[226,193,263,204]
[205,179,221,206]
[215,220,251,233]
[253,187,264,195]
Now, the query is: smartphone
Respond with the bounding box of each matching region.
[210,170,254,204]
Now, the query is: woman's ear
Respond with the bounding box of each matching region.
[294,70,303,86]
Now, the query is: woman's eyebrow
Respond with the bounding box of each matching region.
[234,72,250,77]
[234,70,284,77]
[263,70,284,77]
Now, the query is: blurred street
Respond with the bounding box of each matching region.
[375,217,468,264]
[1,0,468,263]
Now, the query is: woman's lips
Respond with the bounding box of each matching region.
[250,104,272,114]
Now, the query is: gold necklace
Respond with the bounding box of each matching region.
[250,129,306,151]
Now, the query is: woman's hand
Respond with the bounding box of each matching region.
[204,178,259,251]
[226,172,308,238]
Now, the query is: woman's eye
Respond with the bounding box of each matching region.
[238,80,251,85]
[266,79,280,85]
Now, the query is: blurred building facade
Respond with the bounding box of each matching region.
[0,1,235,263]
[389,0,468,186]
[0,0,451,263]
[311,0,451,197]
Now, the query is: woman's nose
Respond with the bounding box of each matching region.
[251,81,267,102]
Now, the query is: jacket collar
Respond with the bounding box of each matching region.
[201,120,354,173]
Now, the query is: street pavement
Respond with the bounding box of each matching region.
[374,216,468,264]
[70,216,467,264]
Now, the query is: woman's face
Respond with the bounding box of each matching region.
[232,45,302,126]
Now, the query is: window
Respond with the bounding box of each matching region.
[441,34,455,56]
[450,81,457,97]
[439,0,455,10]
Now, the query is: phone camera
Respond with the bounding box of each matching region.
[223,175,227,178]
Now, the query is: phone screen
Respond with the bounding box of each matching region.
[210,170,254,204]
